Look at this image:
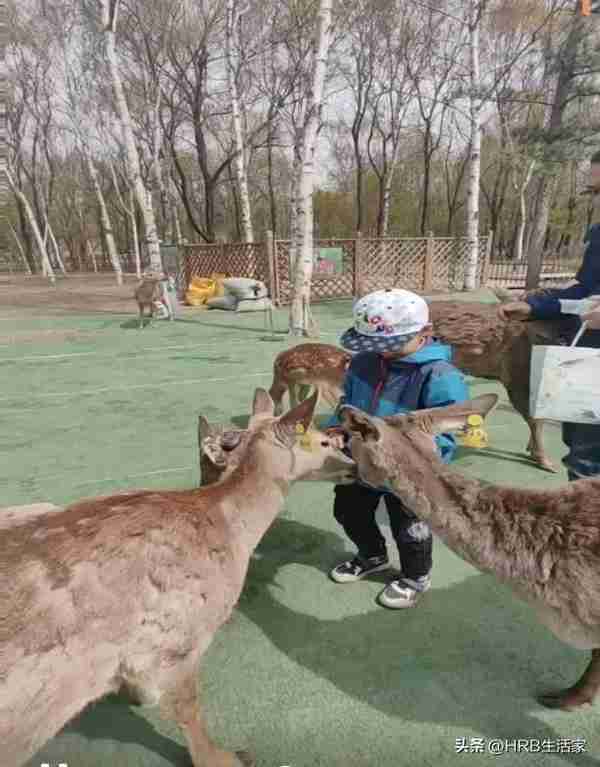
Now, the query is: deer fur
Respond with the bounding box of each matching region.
[340,395,600,710]
[268,343,351,416]
[0,390,355,767]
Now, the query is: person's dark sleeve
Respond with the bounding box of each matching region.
[526,283,591,320]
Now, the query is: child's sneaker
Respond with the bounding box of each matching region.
[330,554,389,583]
[377,575,431,609]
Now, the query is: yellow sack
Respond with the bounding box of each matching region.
[185,293,209,307]
[190,277,214,290]
[210,273,228,297]
[186,277,217,306]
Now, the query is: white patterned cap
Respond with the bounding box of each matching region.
[340,289,430,353]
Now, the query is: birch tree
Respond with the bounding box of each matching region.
[464,0,485,290]
[226,0,253,242]
[289,0,333,336]
[110,159,141,277]
[99,0,162,271]
[525,6,590,289]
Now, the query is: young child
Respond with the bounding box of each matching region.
[326,288,469,609]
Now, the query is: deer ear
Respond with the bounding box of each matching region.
[339,406,381,442]
[201,437,227,467]
[278,389,319,432]
[252,388,275,416]
[401,394,498,435]
[198,415,213,442]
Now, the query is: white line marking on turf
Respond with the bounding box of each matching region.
[0,332,341,362]
[19,465,197,485]
[0,370,271,405]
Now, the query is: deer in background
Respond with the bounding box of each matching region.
[266,301,566,472]
[340,395,600,710]
[0,390,355,767]
[268,342,351,415]
[133,272,172,329]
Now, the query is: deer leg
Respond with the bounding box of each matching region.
[160,663,254,767]
[268,382,286,416]
[297,383,312,403]
[138,305,145,330]
[288,383,300,410]
[526,418,557,473]
[538,648,600,710]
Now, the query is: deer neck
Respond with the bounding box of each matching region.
[387,456,507,575]
[209,441,291,553]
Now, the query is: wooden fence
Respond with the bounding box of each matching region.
[486,258,581,289]
[182,232,494,306]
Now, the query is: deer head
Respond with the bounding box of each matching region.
[247,388,357,484]
[198,416,252,485]
[338,394,498,494]
[199,389,356,486]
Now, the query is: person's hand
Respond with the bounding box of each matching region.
[497,301,532,321]
[581,305,600,330]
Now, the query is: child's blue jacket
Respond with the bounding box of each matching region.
[326,339,469,464]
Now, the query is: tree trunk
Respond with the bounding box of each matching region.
[102,0,162,272]
[267,119,278,237]
[130,188,142,278]
[6,171,55,282]
[46,218,67,275]
[379,142,401,237]
[16,198,36,273]
[226,0,254,242]
[8,222,32,274]
[515,159,536,262]
[464,4,481,290]
[289,0,333,336]
[526,11,584,289]
[420,126,432,236]
[85,152,123,285]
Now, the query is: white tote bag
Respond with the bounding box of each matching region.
[530,321,600,423]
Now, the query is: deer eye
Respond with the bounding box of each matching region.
[321,440,329,447]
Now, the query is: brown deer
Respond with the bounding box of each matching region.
[267,301,566,472]
[133,273,170,329]
[0,390,355,767]
[268,343,351,415]
[340,394,600,710]
[428,300,565,472]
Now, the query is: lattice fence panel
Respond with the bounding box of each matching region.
[183,242,269,288]
[360,239,427,292]
[487,257,581,288]
[273,240,356,304]
[182,244,224,286]
[275,241,292,304]
[433,237,489,290]
[311,240,355,301]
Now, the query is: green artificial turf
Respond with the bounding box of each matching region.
[2,297,596,767]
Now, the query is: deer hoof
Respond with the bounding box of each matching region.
[534,456,558,473]
[527,450,558,473]
[538,689,594,710]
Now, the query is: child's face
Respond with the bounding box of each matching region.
[382,330,430,359]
